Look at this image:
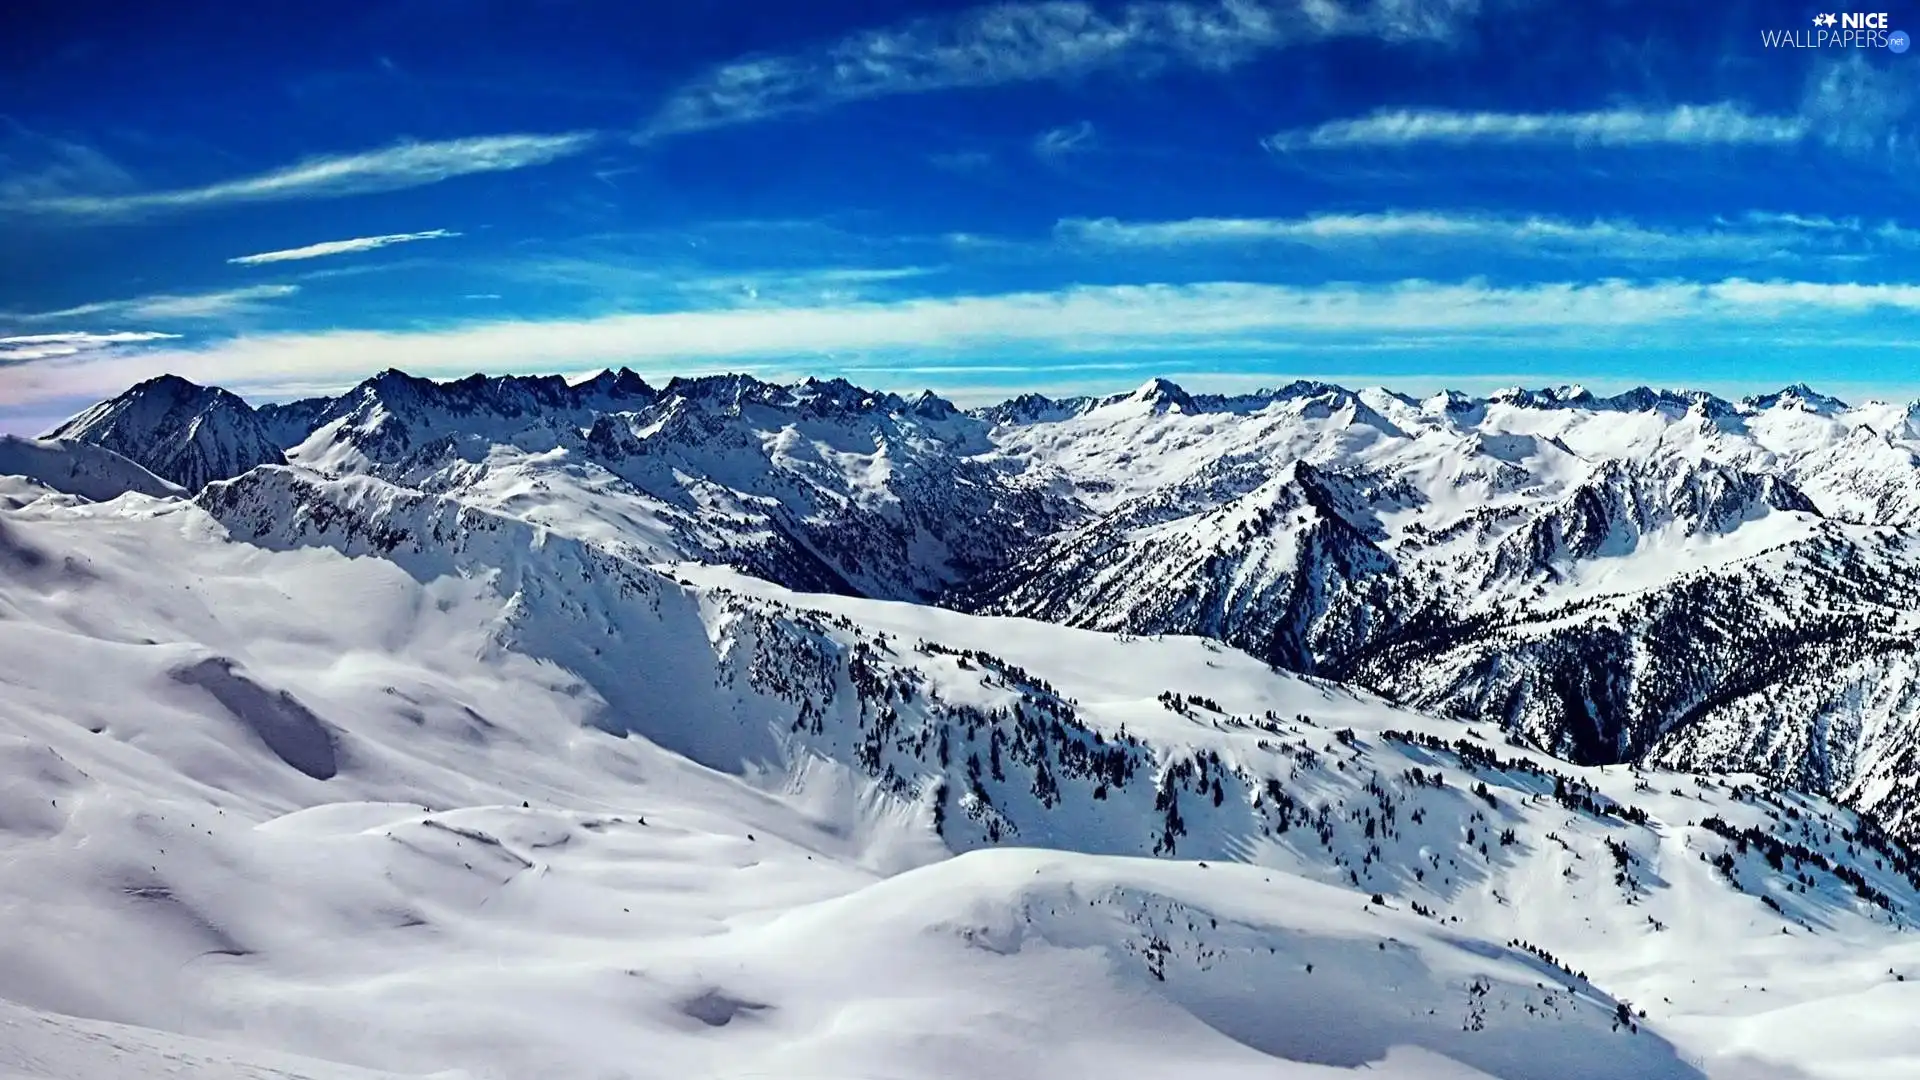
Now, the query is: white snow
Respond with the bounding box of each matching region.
[11,375,1920,1079]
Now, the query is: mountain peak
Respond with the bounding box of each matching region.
[575,366,654,403]
[1488,385,1596,409]
[1127,377,1194,411]
[906,388,960,419]
[1745,383,1849,414]
[129,372,210,399]
[1422,389,1476,414]
[48,376,285,491]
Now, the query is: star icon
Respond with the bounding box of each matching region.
[1817,13,1839,26]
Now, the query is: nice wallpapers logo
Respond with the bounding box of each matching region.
[1763,11,1910,50]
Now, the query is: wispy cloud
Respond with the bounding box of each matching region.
[0,331,180,364]
[6,133,594,218]
[641,0,1489,139]
[16,285,299,322]
[228,229,460,265]
[14,276,1920,406]
[1734,211,1920,245]
[1055,211,1825,259]
[1034,120,1098,157]
[0,123,135,204]
[1266,102,1809,150]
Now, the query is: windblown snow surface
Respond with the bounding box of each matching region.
[5,396,1920,1079]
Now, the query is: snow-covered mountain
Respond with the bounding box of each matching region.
[966,378,1920,839]
[246,369,1069,600]
[45,369,1920,841]
[46,374,287,492]
[6,458,1920,1080]
[17,368,1920,1077]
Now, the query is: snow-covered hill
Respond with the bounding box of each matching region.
[18,368,1920,1077]
[48,368,1920,839]
[5,456,1920,1077]
[0,436,185,504]
[48,368,1920,841]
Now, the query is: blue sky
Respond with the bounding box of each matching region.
[3,0,1920,430]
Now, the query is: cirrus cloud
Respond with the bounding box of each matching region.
[1265,103,1809,151]
[1052,211,1852,260]
[641,0,1492,139]
[6,133,594,218]
[12,285,300,322]
[0,331,182,365]
[228,229,461,265]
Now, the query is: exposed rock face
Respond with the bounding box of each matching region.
[48,374,285,491]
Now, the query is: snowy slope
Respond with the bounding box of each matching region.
[23,368,1920,1076]
[0,998,415,1080]
[0,436,185,503]
[44,367,1920,836]
[5,468,1920,1077]
[44,367,1920,835]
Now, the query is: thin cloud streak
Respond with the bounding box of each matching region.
[15,285,300,322]
[641,0,1488,139]
[1055,211,1821,259]
[229,229,461,265]
[0,331,181,364]
[1266,103,1809,150]
[11,276,1920,406]
[8,133,594,218]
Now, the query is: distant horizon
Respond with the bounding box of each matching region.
[16,363,1920,439]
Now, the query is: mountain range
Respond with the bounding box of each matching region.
[10,367,1920,1078]
[43,368,1920,841]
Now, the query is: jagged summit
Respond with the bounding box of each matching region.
[1744,382,1850,414]
[1422,388,1476,415]
[1489,384,1593,408]
[68,369,1878,444]
[47,373,286,491]
[572,365,655,406]
[971,391,1095,426]
[646,371,956,419]
[1125,376,1196,411]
